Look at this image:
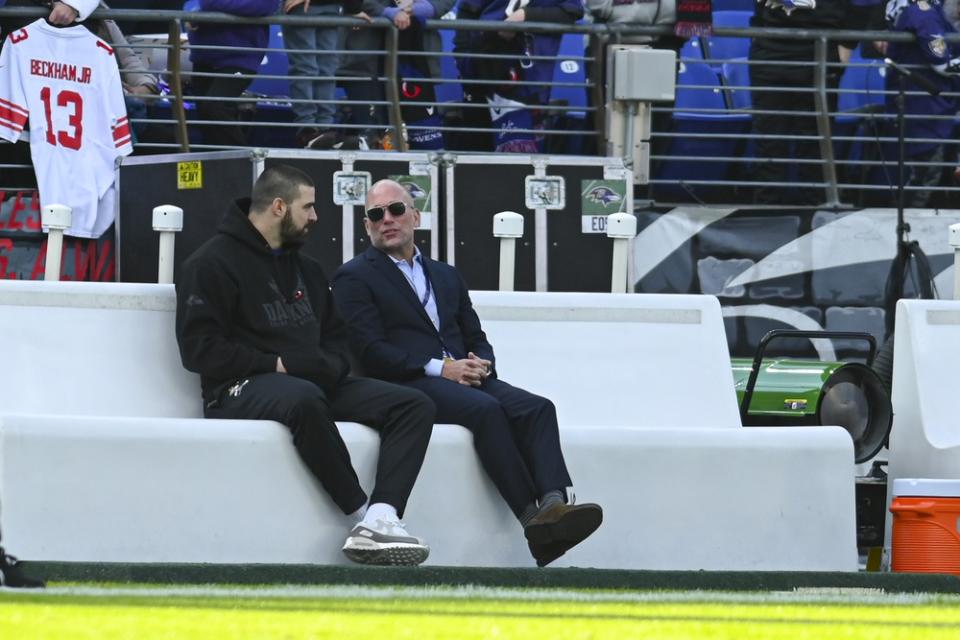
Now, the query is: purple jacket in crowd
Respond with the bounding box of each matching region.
[454,0,583,100]
[187,0,280,71]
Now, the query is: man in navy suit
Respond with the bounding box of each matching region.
[332,179,603,567]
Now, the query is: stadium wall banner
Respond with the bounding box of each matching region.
[633,207,960,358]
[0,190,114,281]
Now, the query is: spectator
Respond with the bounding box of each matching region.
[748,0,862,205]
[885,0,960,205]
[185,0,279,148]
[387,0,454,149]
[452,0,583,152]
[336,0,388,149]
[1,0,99,39]
[175,165,436,566]
[283,0,371,149]
[586,0,677,45]
[91,3,163,145]
[332,179,604,567]
[93,0,187,35]
[585,0,683,158]
[49,0,99,23]
[947,0,960,28]
[339,0,454,150]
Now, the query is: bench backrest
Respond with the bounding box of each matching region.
[0,281,200,418]
[890,300,960,462]
[472,291,741,428]
[0,282,741,428]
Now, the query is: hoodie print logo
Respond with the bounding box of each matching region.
[262,280,315,329]
[228,379,249,398]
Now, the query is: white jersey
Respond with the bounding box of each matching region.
[0,19,132,239]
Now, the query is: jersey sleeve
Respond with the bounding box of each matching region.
[899,5,952,66]
[0,35,30,143]
[102,43,133,157]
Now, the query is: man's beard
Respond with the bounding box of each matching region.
[280,210,311,245]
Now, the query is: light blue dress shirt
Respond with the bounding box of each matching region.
[390,248,445,376]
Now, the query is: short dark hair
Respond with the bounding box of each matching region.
[250,165,314,213]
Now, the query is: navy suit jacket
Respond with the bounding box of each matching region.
[332,247,496,382]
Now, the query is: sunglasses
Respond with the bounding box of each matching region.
[365,201,408,222]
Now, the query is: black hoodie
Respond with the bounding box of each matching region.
[175,198,350,406]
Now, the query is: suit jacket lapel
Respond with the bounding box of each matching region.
[421,256,447,331]
[366,247,437,332]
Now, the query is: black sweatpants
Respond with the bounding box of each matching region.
[206,374,435,517]
[404,376,572,520]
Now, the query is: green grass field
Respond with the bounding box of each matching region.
[3,584,960,639]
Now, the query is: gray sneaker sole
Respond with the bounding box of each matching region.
[342,538,430,566]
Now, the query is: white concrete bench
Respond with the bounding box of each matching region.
[885,299,960,552]
[470,291,742,428]
[0,281,857,570]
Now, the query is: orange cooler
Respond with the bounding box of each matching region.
[891,478,960,574]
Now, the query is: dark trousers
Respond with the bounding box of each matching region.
[191,63,253,148]
[749,64,837,205]
[206,374,435,517]
[404,376,572,519]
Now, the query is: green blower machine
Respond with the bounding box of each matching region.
[733,330,892,464]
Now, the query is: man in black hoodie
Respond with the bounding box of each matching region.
[175,164,435,566]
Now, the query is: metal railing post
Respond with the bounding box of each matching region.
[167,19,190,153]
[813,37,840,207]
[590,32,607,153]
[383,26,408,152]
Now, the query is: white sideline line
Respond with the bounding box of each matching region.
[5,584,960,606]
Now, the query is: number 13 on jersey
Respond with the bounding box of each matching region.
[40,87,83,150]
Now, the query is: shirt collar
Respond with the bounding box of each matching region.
[389,246,423,267]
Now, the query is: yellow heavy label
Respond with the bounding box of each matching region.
[177,161,202,190]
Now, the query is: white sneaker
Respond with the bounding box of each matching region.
[342,518,430,566]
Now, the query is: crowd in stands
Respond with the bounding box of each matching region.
[1,0,960,203]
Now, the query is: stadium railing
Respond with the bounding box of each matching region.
[1,6,958,209]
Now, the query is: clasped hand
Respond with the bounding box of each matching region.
[442,352,491,387]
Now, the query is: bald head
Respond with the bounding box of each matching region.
[366,179,413,211]
[363,179,420,262]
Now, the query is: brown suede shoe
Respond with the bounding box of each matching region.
[524,502,603,546]
[528,540,569,568]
